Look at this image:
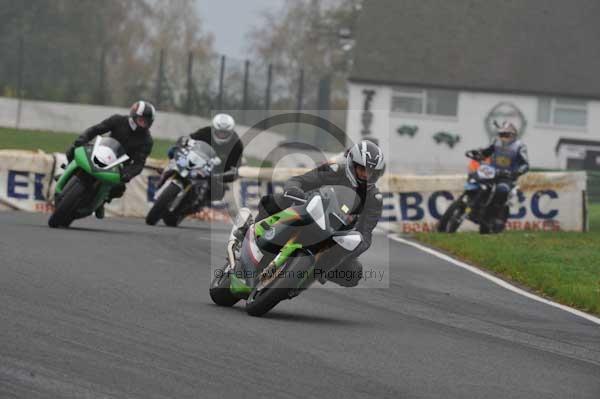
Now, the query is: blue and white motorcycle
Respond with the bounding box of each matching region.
[146,139,234,227]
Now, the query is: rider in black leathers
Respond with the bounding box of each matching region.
[253,140,385,287]
[65,100,155,218]
[165,113,244,202]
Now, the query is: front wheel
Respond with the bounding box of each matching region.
[437,201,467,233]
[145,182,181,225]
[48,176,86,228]
[245,254,312,317]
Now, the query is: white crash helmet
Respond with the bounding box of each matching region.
[211,113,236,145]
[495,121,518,146]
[345,140,385,187]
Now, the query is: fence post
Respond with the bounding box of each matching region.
[294,68,304,140]
[217,55,226,112]
[155,49,165,108]
[15,36,24,129]
[264,64,273,119]
[186,52,194,114]
[242,60,250,123]
[317,75,332,145]
[97,46,107,105]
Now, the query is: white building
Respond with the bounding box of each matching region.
[345,0,600,174]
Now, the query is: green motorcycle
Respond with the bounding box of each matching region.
[210,185,364,317]
[48,137,129,228]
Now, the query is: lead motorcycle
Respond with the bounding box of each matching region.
[146,140,235,227]
[209,185,363,317]
[49,136,130,228]
[437,150,519,234]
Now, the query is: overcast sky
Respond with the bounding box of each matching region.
[197,0,284,59]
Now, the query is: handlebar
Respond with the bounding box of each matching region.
[207,169,237,183]
[465,150,484,161]
[284,193,307,204]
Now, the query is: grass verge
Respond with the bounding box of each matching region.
[0,127,267,166]
[415,203,600,316]
[0,127,174,159]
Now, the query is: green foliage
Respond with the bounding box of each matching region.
[0,0,214,111]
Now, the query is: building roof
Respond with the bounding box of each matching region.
[350,0,600,99]
[555,138,600,153]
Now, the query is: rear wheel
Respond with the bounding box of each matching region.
[437,201,467,233]
[163,211,185,227]
[48,176,86,228]
[146,182,181,225]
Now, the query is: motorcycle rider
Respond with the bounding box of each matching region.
[163,113,244,202]
[238,139,385,287]
[65,100,155,219]
[466,121,529,231]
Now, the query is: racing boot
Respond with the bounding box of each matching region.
[231,207,253,242]
[95,203,105,219]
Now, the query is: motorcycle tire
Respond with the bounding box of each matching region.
[163,211,185,227]
[146,182,181,225]
[437,201,467,233]
[48,176,86,228]
[245,254,311,317]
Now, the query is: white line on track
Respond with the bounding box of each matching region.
[387,233,600,326]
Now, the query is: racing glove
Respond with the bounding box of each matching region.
[121,170,133,183]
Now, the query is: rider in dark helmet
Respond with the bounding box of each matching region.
[65,100,155,218]
[240,139,385,287]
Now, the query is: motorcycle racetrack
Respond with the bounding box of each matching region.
[1,211,599,398]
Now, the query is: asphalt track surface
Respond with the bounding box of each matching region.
[1,211,599,399]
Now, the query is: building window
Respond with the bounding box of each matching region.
[537,97,587,128]
[391,87,458,117]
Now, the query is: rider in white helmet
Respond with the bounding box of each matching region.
[165,113,244,200]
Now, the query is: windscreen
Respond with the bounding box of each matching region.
[97,137,126,158]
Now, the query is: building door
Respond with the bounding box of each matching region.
[583,150,600,171]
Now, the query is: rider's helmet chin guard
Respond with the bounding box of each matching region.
[128,100,156,131]
[496,121,518,146]
[211,113,236,145]
[344,140,386,188]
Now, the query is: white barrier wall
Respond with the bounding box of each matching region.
[0,97,299,164]
[0,150,587,232]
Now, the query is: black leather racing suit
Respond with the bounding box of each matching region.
[67,114,153,199]
[257,161,383,287]
[188,127,244,175]
[167,126,244,202]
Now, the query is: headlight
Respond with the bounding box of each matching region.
[180,169,189,178]
[306,195,326,230]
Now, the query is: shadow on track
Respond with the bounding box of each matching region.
[18,223,139,236]
[203,302,370,327]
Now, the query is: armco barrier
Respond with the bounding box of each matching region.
[0,150,587,232]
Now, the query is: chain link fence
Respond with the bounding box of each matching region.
[0,38,348,150]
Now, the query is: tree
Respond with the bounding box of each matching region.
[0,0,215,111]
[247,0,362,110]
